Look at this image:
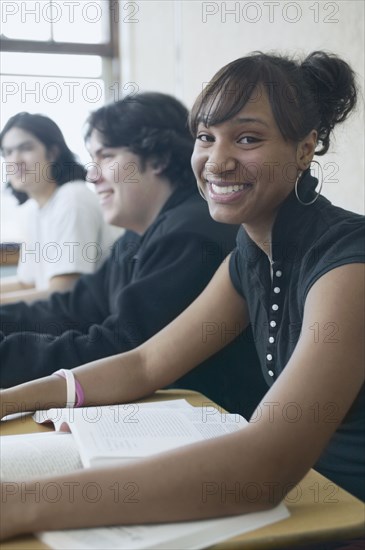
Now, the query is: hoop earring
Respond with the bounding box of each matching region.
[197,184,207,202]
[295,160,323,206]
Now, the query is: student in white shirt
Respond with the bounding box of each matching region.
[0,113,120,304]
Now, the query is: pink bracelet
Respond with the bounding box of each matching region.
[54,369,85,408]
[75,378,85,408]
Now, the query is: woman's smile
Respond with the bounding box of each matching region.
[207,181,254,203]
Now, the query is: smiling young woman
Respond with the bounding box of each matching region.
[1,52,364,547]
[191,86,315,245]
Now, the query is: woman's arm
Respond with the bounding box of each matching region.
[0,273,80,305]
[1,258,249,416]
[0,264,364,540]
[0,275,33,295]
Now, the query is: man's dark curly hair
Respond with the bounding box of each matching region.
[85,92,196,188]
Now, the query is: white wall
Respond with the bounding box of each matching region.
[119,0,364,214]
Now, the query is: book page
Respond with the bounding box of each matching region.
[184,407,247,437]
[32,399,194,428]
[66,406,248,467]
[39,501,289,550]
[33,401,247,468]
[0,432,83,481]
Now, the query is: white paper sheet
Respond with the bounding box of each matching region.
[39,502,289,550]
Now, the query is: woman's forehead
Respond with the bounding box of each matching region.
[198,85,275,129]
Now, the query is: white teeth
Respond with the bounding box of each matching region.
[211,183,245,195]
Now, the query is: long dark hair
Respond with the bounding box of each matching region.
[190,51,357,156]
[0,112,86,204]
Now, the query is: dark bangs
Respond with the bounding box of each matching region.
[84,101,134,148]
[189,58,261,134]
[189,53,308,144]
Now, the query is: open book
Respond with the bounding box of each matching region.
[1,399,249,477]
[1,399,289,549]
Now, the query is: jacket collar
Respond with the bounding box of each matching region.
[238,169,330,264]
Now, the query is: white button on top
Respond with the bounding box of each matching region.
[275,270,282,277]
[269,336,275,343]
[272,304,279,311]
[268,370,274,377]
[266,354,273,361]
[270,320,276,327]
[273,287,280,293]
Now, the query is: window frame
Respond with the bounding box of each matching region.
[1,0,119,58]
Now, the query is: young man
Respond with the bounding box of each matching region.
[0,93,266,416]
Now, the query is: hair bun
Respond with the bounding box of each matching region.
[301,51,357,154]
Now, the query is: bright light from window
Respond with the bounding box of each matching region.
[1,68,105,161]
[52,0,108,44]
[2,52,102,78]
[1,0,108,44]
[2,1,52,41]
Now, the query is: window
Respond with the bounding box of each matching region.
[1,0,117,53]
[0,0,119,242]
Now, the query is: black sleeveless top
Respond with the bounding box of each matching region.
[229,171,365,501]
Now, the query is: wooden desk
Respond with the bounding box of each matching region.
[1,390,364,549]
[0,243,20,267]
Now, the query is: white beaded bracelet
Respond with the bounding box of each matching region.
[54,369,76,408]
